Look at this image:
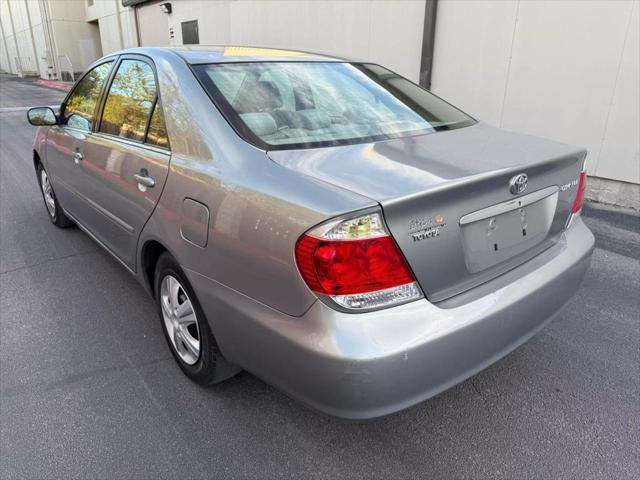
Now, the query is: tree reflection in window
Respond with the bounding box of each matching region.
[64,61,113,130]
[100,60,156,142]
[146,100,169,148]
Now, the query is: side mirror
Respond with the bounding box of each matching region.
[27,107,57,126]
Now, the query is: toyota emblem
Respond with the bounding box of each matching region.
[509,173,528,195]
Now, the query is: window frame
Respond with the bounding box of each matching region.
[144,98,170,149]
[95,53,171,152]
[59,57,117,133]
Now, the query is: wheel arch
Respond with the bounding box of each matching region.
[140,239,170,296]
[33,149,41,171]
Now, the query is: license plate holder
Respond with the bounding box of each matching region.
[459,186,558,273]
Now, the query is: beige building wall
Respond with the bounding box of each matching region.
[48,0,102,73]
[86,0,139,55]
[1,0,636,203]
[0,0,136,78]
[0,0,42,76]
[431,0,639,189]
[136,0,170,46]
[136,0,426,82]
[0,0,104,78]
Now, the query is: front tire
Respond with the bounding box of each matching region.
[37,164,73,228]
[154,252,240,385]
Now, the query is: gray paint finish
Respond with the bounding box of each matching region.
[269,122,586,301]
[268,122,584,201]
[190,218,594,419]
[29,48,595,418]
[180,198,210,247]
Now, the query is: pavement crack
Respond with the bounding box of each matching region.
[0,249,99,275]
[471,379,485,399]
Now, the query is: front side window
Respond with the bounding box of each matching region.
[63,61,113,130]
[194,62,475,150]
[100,59,157,142]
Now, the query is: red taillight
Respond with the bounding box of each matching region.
[572,171,587,213]
[295,211,423,310]
[295,235,416,295]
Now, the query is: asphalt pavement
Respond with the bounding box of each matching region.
[1,74,638,480]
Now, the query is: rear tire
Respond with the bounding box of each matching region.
[37,164,73,228]
[154,252,240,385]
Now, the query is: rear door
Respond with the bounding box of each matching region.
[45,60,115,219]
[75,55,171,269]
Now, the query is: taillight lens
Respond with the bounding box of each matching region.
[295,212,423,311]
[572,171,587,214]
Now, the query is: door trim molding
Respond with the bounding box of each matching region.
[55,175,134,234]
[63,208,136,276]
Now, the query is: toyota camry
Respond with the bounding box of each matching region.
[27,47,594,419]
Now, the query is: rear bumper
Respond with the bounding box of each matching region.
[189,217,594,419]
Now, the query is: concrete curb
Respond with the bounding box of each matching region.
[586,176,640,212]
[36,79,72,91]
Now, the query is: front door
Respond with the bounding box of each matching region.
[74,57,171,269]
[45,60,115,221]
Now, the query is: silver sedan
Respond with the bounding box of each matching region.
[27,46,594,419]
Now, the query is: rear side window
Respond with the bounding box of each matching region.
[63,61,113,131]
[146,101,169,148]
[100,60,157,142]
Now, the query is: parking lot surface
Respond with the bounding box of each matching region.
[1,74,638,479]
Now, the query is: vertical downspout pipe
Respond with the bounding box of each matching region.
[114,0,125,49]
[419,0,438,90]
[42,0,61,80]
[133,6,141,47]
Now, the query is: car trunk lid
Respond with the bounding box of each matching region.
[269,123,587,302]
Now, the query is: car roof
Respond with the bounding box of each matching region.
[114,46,351,64]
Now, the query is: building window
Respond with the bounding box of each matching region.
[181,20,199,45]
[87,0,94,6]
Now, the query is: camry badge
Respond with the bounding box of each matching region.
[408,214,446,242]
[509,173,528,195]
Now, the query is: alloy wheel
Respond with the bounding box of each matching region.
[160,275,201,365]
[40,169,56,218]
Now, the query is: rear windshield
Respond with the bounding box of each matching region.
[194,62,475,150]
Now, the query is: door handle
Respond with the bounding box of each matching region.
[73,151,83,164]
[134,170,155,188]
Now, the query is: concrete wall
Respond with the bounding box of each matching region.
[431,0,639,189]
[48,0,102,73]
[0,0,135,79]
[1,0,636,206]
[86,0,139,55]
[0,0,43,76]
[137,0,170,46]
[137,0,427,82]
